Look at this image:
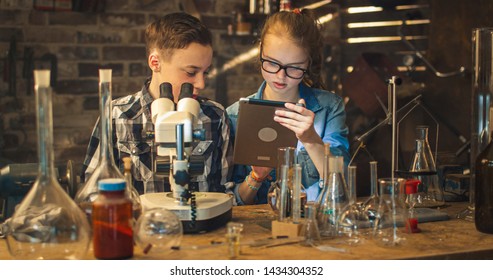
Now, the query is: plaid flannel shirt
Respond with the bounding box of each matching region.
[81,80,233,194]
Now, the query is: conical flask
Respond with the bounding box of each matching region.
[300,202,321,246]
[316,155,349,238]
[373,178,408,246]
[409,126,445,207]
[6,70,90,259]
[75,69,127,221]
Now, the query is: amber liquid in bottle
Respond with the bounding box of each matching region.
[475,139,493,233]
[92,184,134,259]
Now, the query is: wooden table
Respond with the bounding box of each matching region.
[1,202,493,260]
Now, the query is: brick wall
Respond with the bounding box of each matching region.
[0,0,259,167]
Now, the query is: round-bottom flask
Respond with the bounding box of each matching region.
[6,70,90,259]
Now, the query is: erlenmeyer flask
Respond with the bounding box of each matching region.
[316,155,349,238]
[409,126,445,208]
[373,178,408,246]
[6,70,90,259]
[75,69,139,221]
[300,202,321,246]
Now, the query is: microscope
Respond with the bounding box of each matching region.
[139,82,232,233]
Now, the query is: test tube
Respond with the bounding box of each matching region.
[348,165,357,204]
[279,164,289,222]
[292,164,302,224]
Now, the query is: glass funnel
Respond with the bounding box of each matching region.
[5,70,90,259]
[373,178,408,246]
[408,126,445,208]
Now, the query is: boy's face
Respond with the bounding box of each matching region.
[153,42,213,103]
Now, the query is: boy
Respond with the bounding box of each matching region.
[81,12,233,194]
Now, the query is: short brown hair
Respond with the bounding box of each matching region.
[145,12,212,60]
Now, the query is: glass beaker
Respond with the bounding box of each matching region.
[6,70,91,259]
[463,28,493,221]
[316,155,349,238]
[409,126,445,208]
[373,178,408,246]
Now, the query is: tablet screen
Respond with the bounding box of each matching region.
[233,98,298,167]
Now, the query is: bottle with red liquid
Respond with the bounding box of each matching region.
[92,178,134,259]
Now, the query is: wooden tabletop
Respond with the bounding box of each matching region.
[1,202,493,260]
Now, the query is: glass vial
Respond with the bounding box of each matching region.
[316,155,349,238]
[92,178,133,259]
[6,70,90,259]
[226,222,243,259]
[409,126,445,207]
[75,69,125,220]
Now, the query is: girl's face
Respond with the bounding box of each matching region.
[260,34,309,101]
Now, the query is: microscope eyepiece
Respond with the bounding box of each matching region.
[159,82,173,100]
[179,83,194,100]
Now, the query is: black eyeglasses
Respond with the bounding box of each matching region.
[260,54,307,79]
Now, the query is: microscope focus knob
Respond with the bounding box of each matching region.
[174,170,190,186]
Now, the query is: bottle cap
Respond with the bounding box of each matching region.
[405,179,421,194]
[98,178,126,191]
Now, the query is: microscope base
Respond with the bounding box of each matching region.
[140,192,233,234]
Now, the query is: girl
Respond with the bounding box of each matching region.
[227,9,350,205]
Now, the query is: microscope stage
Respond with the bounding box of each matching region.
[140,192,233,233]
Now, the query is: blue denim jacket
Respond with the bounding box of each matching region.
[226,82,350,205]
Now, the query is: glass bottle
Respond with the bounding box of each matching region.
[316,155,349,238]
[92,178,133,259]
[467,28,493,221]
[75,69,125,220]
[122,157,142,220]
[373,178,408,246]
[409,125,445,208]
[475,135,493,233]
[6,70,90,259]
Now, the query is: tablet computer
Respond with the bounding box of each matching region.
[233,98,298,168]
